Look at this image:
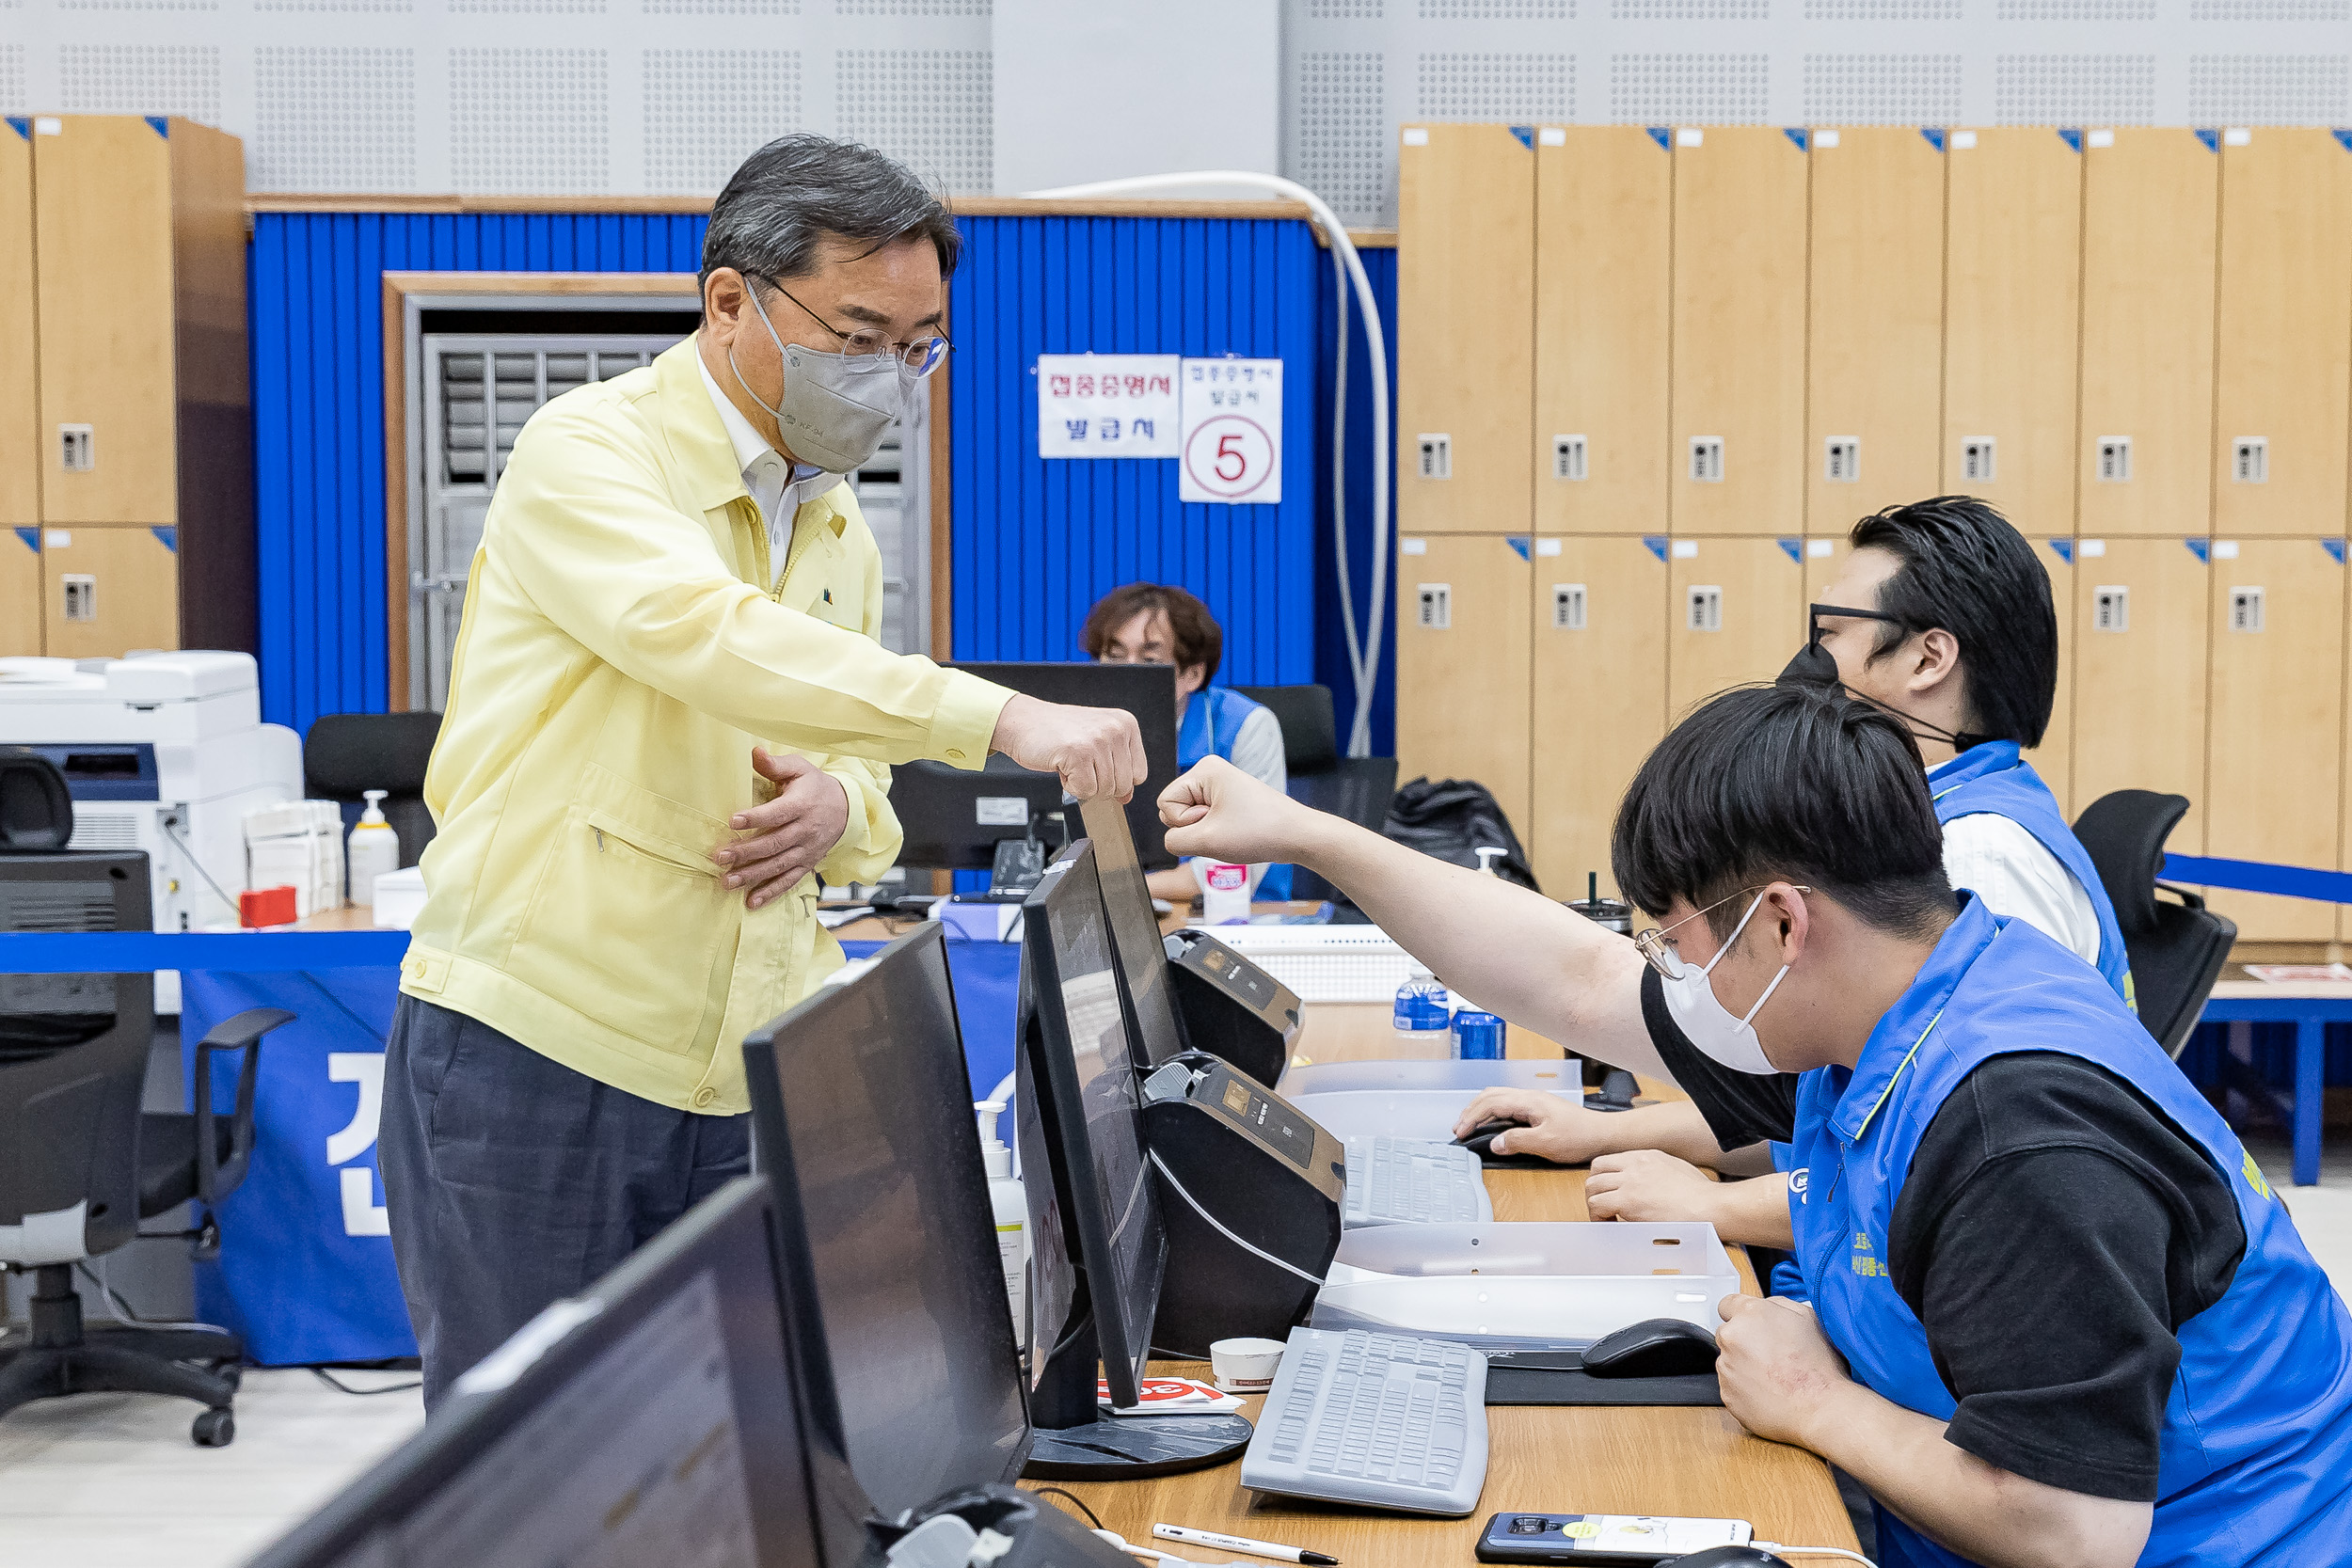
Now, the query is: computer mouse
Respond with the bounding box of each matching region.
[1662,1549,1789,1568]
[1587,1067,1639,1112]
[1453,1118,1521,1157]
[1580,1317,1720,1379]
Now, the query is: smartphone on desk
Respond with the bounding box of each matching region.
[1475,1512,1753,1564]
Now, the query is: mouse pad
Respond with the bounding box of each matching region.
[1475,1148,1567,1170]
[1482,1354,1722,1407]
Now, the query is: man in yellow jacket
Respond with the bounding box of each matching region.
[379,135,1144,1405]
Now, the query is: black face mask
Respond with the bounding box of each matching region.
[1780,603,1992,752]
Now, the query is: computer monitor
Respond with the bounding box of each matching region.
[741,922,1032,1519]
[1076,797,1188,1070]
[892,662,1182,873]
[245,1176,851,1568]
[1015,841,1251,1479]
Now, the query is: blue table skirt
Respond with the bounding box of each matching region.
[178,934,1023,1365]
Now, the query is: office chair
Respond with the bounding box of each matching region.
[304,711,442,867]
[2073,789,2238,1057]
[0,752,295,1447]
[1233,685,1400,903]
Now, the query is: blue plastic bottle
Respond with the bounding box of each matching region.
[1392,963,1454,1056]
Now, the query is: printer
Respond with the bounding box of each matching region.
[0,654,303,1006]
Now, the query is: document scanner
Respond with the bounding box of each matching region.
[1163,928,1301,1087]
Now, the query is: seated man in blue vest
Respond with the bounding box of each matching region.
[1159,688,2352,1568]
[1082,581,1290,903]
[1447,498,2132,1247]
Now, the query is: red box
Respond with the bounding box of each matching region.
[239,885,298,927]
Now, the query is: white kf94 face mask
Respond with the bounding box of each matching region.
[1656,890,1789,1076]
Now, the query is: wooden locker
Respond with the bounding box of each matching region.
[1800,535,1845,607]
[1671,128,1809,537]
[1398,124,1535,537]
[2206,540,2343,941]
[40,526,180,657]
[2079,131,2219,540]
[2213,130,2352,539]
[2070,538,2208,845]
[0,123,36,526]
[1806,128,1945,534]
[1395,533,1534,832]
[1,528,40,657]
[2028,541,2076,815]
[1535,127,1670,535]
[1944,129,2082,537]
[1529,535,1668,897]
[1666,536,1804,721]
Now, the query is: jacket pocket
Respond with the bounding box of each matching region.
[506,800,729,1055]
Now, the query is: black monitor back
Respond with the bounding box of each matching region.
[743,923,1032,1516]
[246,1176,846,1568]
[950,662,1182,870]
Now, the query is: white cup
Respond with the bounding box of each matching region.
[1209,1336,1289,1394]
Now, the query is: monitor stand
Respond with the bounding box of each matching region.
[1020,1293,1252,1481]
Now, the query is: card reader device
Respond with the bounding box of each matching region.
[1162,927,1301,1087]
[1138,1052,1344,1358]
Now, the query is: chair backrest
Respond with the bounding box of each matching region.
[305,712,444,868]
[1285,758,1400,903]
[2073,789,2239,1056]
[1233,685,1341,773]
[0,851,156,1265]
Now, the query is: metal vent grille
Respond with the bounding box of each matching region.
[837,0,986,10]
[450,48,609,195]
[60,0,218,11]
[1419,0,1571,15]
[1994,55,2156,124]
[1297,51,1390,228]
[1609,54,1770,122]
[0,46,24,112]
[1310,0,1385,12]
[1416,54,1574,119]
[835,49,992,195]
[1613,0,1764,18]
[437,346,660,488]
[2188,55,2350,122]
[644,50,801,194]
[258,0,412,10]
[2191,0,2345,16]
[1997,0,2152,15]
[65,815,140,853]
[254,48,418,193]
[1804,55,1963,123]
[58,45,222,123]
[643,0,796,11]
[1805,0,1960,16]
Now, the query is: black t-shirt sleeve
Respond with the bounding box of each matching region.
[1638,964,1800,1150]
[1890,1053,2247,1502]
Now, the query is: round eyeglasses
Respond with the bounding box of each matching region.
[757,275,949,378]
[1631,885,1810,979]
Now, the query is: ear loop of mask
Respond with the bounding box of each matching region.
[1805,607,1992,754]
[1709,890,1794,1029]
[727,282,792,425]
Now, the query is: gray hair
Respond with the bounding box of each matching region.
[700,134,961,306]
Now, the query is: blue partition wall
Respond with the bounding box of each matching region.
[248,209,1361,736]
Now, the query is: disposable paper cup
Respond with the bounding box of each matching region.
[1209,1337,1289,1394]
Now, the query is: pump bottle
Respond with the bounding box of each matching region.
[975,1100,1027,1349]
[349,789,402,912]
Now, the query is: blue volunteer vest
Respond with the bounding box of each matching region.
[1788,897,2352,1567]
[1928,740,2134,1009]
[1178,686,1292,900]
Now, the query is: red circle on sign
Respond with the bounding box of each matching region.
[1183,415,1275,501]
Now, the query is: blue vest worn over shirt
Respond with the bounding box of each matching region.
[1788,897,2352,1568]
[1928,739,2134,1008]
[1178,686,1291,900]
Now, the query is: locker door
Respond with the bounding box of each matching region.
[2079,131,2219,540]
[1,528,39,657]
[0,123,36,526]
[1529,535,1668,897]
[2213,130,2352,540]
[40,525,179,658]
[1806,127,1945,535]
[2071,538,2209,845]
[1666,536,1804,721]
[1671,128,1808,538]
[31,118,178,525]
[1800,534,1845,607]
[1396,534,1534,831]
[2205,540,2343,941]
[2030,541,2077,816]
[1536,126,1670,535]
[1944,129,2082,537]
[1399,124,1535,537]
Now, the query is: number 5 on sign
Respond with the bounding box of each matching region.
[1179,356,1283,504]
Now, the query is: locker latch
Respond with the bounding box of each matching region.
[1553,436,1587,483]
[1687,585,1723,632]
[1552,584,1587,630]
[1823,437,1860,484]
[58,424,93,473]
[1417,435,1453,481]
[1418,583,1452,629]
[1689,438,1724,484]
[1961,437,1995,484]
[2232,438,2267,484]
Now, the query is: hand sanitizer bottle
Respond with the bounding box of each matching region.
[976,1100,1026,1349]
[349,790,402,913]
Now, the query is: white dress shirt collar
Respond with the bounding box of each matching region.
[696,348,837,579]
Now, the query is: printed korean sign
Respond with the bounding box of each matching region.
[1036,354,1180,457]
[1179,357,1281,505]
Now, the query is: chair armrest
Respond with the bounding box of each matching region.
[193,1007,297,1206]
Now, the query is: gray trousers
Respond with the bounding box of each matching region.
[377,994,750,1408]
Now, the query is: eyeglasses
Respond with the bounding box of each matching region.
[756,275,951,378]
[1631,885,1810,979]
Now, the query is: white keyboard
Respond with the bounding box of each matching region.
[1210,926,1410,1005]
[1343,1137,1492,1227]
[1241,1327,1488,1515]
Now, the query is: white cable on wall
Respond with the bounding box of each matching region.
[1020,172,1391,759]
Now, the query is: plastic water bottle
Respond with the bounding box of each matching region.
[1392,962,1453,1056]
[348,789,402,914]
[1453,999,1506,1061]
[975,1100,1027,1350]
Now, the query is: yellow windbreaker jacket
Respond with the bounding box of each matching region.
[401,340,1009,1114]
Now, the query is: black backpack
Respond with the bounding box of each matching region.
[1382,777,1541,893]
